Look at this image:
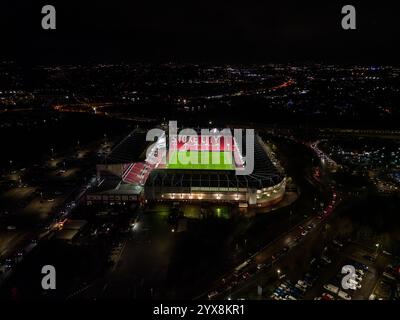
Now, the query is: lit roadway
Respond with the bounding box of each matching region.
[198,192,340,300]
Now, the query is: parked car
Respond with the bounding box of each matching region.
[295,283,307,292]
[338,290,352,300]
[332,240,343,248]
[257,263,265,270]
[297,280,308,288]
[356,269,365,276]
[324,284,339,295]
[322,293,335,300]
[354,274,363,282]
[207,291,218,299]
[270,293,281,300]
[321,255,332,264]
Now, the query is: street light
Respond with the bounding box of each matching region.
[375,243,380,256]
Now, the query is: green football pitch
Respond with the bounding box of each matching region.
[167,151,235,170]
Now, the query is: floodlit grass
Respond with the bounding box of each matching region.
[167,151,234,170]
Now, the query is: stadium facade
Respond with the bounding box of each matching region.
[89,127,286,208]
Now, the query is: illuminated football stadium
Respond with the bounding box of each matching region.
[90,128,286,208]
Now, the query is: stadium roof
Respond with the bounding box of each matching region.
[89,178,143,195]
[105,131,150,164]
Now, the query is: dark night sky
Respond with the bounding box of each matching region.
[1,1,399,64]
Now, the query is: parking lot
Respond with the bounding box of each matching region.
[269,239,399,300]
